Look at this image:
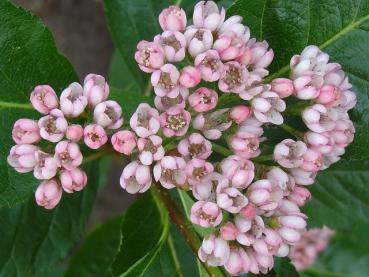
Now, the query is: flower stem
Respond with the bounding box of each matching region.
[211,142,233,157]
[279,124,305,140]
[82,147,114,164]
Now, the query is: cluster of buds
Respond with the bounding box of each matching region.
[7,74,123,209]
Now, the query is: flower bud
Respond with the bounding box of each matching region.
[193,1,225,31]
[12,119,41,144]
[60,82,87,117]
[30,85,59,114]
[7,144,39,173]
[184,27,213,57]
[159,6,187,31]
[111,130,137,155]
[179,66,201,88]
[137,135,165,165]
[220,155,255,188]
[35,179,62,209]
[198,234,230,266]
[271,78,294,98]
[229,105,252,124]
[94,100,123,129]
[83,74,109,107]
[54,140,83,170]
[220,222,239,241]
[83,124,108,149]
[34,151,58,180]
[60,167,87,193]
[66,124,84,142]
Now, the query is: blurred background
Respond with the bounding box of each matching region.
[11,0,136,227]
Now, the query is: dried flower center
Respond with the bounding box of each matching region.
[193,166,208,180]
[188,143,205,158]
[138,112,150,128]
[15,126,26,138]
[59,151,71,165]
[89,132,101,142]
[194,30,204,41]
[105,106,118,121]
[225,65,242,87]
[195,209,216,223]
[202,57,219,71]
[159,72,175,90]
[162,95,183,107]
[140,47,155,66]
[45,116,57,133]
[166,114,186,131]
[143,140,157,153]
[162,35,181,52]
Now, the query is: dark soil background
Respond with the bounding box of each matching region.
[12,0,136,227]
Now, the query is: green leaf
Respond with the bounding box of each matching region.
[0,0,78,207]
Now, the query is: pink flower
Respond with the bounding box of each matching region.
[289,168,316,186]
[271,78,294,98]
[120,161,152,194]
[220,222,239,241]
[194,50,224,82]
[178,133,212,160]
[30,85,59,114]
[135,41,165,73]
[219,61,248,93]
[229,105,252,124]
[218,15,250,42]
[7,144,39,173]
[252,91,286,125]
[153,156,187,189]
[151,64,181,98]
[54,140,82,170]
[248,179,283,211]
[300,148,323,172]
[224,247,250,275]
[159,6,187,31]
[247,39,274,69]
[293,75,322,100]
[111,130,137,155]
[302,104,338,133]
[130,103,160,138]
[154,87,188,111]
[220,155,255,188]
[198,234,230,266]
[213,31,248,61]
[304,131,333,155]
[316,84,341,107]
[240,203,257,220]
[66,124,84,142]
[93,100,123,129]
[191,201,222,227]
[216,179,248,213]
[288,186,311,206]
[235,215,264,246]
[60,82,87,117]
[266,167,295,192]
[185,158,214,186]
[274,139,307,168]
[330,118,355,148]
[239,85,264,101]
[35,179,62,209]
[192,172,224,201]
[137,135,164,165]
[239,116,264,137]
[184,27,213,57]
[83,124,108,149]
[38,109,68,142]
[290,45,329,77]
[278,214,307,244]
[159,106,191,137]
[188,87,218,112]
[179,66,201,88]
[83,74,109,107]
[193,109,232,140]
[60,167,87,193]
[230,132,261,159]
[154,31,186,62]
[12,119,41,144]
[193,1,225,31]
[34,151,58,180]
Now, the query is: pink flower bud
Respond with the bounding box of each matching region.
[83,74,109,107]
[191,200,222,228]
[331,119,355,148]
[289,168,316,186]
[94,100,123,129]
[60,82,87,117]
[230,132,261,159]
[130,103,160,138]
[288,186,311,206]
[193,109,232,140]
[7,144,39,173]
[12,119,41,144]
[188,87,218,112]
[300,148,323,172]
[66,124,84,142]
[279,214,307,230]
[137,135,165,165]
[278,227,301,244]
[55,140,82,170]
[235,215,265,245]
[111,130,137,155]
[120,161,152,194]
[194,50,224,82]
[274,139,307,168]
[240,204,257,220]
[185,158,214,186]
[216,179,248,213]
[239,116,264,137]
[302,104,338,133]
[291,45,329,78]
[159,106,191,137]
[198,234,230,266]
[83,124,108,149]
[305,131,333,154]
[184,27,213,57]
[38,109,68,142]
[60,167,87,193]
[159,6,187,31]
[179,66,201,88]
[230,105,252,124]
[225,247,250,275]
[271,78,294,98]
[248,179,283,211]
[219,61,248,93]
[35,179,62,209]
[266,166,295,192]
[213,32,247,61]
[248,39,274,69]
[34,151,58,180]
[252,91,286,125]
[30,85,59,114]
[220,222,239,241]
[154,87,188,111]
[153,156,187,189]
[316,85,341,107]
[178,133,212,160]
[135,41,165,73]
[151,64,181,98]
[154,31,186,62]
[193,1,225,31]
[220,155,255,188]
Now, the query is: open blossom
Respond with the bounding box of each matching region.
[192,172,225,201]
[7,144,39,173]
[239,116,264,137]
[60,167,87,193]
[194,50,224,82]
[191,200,222,227]
[302,104,338,133]
[199,234,230,266]
[111,130,137,155]
[316,84,341,107]
[12,119,41,144]
[220,155,255,188]
[151,64,181,98]
[184,27,213,57]
[229,105,252,124]
[30,85,59,114]
[193,1,225,31]
[34,151,58,180]
[304,131,333,155]
[120,161,152,194]
[178,133,212,159]
[289,168,316,186]
[154,31,186,62]
[193,109,232,140]
[185,158,214,186]
[130,103,160,138]
[251,91,286,125]
[159,5,187,31]
[38,109,68,142]
[83,74,109,107]
[154,88,188,111]
[331,118,355,148]
[94,100,123,129]
[247,39,274,69]
[288,186,311,207]
[230,132,261,159]
[216,179,248,213]
[219,61,248,93]
[60,82,87,117]
[188,87,218,112]
[66,124,84,142]
[225,247,250,275]
[154,156,187,189]
[293,75,322,100]
[271,78,294,98]
[84,124,108,149]
[54,141,82,170]
[300,148,323,172]
[248,179,283,211]
[135,41,165,73]
[274,139,307,168]
[214,27,250,61]
[35,179,62,209]
[137,135,165,165]
[159,106,191,137]
[235,214,264,246]
[266,167,294,192]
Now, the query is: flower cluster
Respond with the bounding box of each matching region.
[7,74,123,209]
